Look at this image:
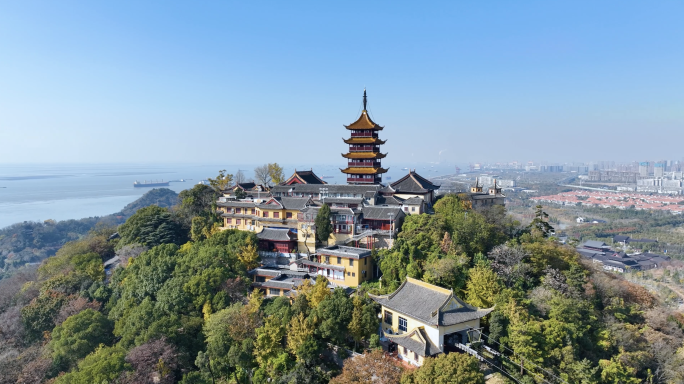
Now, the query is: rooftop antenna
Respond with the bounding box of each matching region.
[363,88,367,110]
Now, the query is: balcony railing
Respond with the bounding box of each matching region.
[348,161,381,167]
[349,146,379,152]
[350,131,377,137]
[347,177,380,183]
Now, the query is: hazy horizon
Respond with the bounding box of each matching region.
[2,1,683,165]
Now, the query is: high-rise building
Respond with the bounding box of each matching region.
[654,162,665,178]
[340,90,388,184]
[639,162,649,177]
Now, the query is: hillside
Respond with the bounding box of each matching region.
[0,188,179,279]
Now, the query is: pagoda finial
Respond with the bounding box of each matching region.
[363,88,367,111]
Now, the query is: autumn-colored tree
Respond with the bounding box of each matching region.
[309,276,332,308]
[287,312,314,360]
[254,315,286,368]
[207,169,233,192]
[268,163,285,185]
[464,264,501,308]
[330,349,403,384]
[238,237,260,270]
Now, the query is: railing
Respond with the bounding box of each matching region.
[350,131,376,137]
[347,177,379,183]
[349,146,379,152]
[258,251,306,259]
[347,161,381,167]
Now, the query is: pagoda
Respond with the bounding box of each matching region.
[341,90,388,184]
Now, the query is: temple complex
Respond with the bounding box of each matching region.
[341,90,388,184]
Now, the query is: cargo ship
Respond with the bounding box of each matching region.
[133,180,170,188]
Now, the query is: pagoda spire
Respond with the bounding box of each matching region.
[363,88,367,110]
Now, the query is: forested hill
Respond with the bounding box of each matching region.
[0,188,179,279]
[1,190,684,383]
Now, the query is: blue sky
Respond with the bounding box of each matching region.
[1,1,683,166]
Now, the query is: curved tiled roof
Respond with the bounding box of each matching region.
[384,327,442,357]
[370,277,493,326]
[256,228,297,242]
[344,110,384,130]
[340,167,388,175]
[391,171,440,193]
[343,137,387,145]
[341,152,387,159]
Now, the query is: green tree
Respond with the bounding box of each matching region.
[49,308,113,372]
[21,292,68,341]
[287,312,318,362]
[528,205,554,238]
[254,315,288,375]
[118,206,186,248]
[238,237,260,270]
[315,205,333,245]
[401,353,484,384]
[311,288,353,345]
[54,345,131,384]
[308,276,332,308]
[349,295,378,350]
[207,169,233,192]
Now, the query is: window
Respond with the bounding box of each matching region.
[399,317,407,332]
[251,209,256,215]
[325,256,330,263]
[236,208,241,214]
[286,212,293,219]
[404,207,408,212]
[412,207,416,212]
[349,259,354,267]
[226,218,232,224]
[263,211,269,218]
[269,288,280,296]
[236,219,241,225]
[273,212,279,218]
[384,311,393,325]
[413,352,418,361]
[337,257,341,264]
[347,272,350,276]
[364,258,367,265]
[352,272,355,277]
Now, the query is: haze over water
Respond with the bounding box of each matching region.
[0,162,462,229]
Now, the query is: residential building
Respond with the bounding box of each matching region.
[292,245,374,287]
[370,277,493,366]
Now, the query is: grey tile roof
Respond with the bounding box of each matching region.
[322,197,365,205]
[375,195,404,206]
[272,184,382,196]
[370,277,492,327]
[403,197,424,205]
[217,201,258,208]
[390,171,440,193]
[583,240,609,248]
[361,206,406,220]
[316,245,372,259]
[278,197,313,210]
[385,327,442,357]
[296,258,346,271]
[256,228,297,242]
[613,235,631,243]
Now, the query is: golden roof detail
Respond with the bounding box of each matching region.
[344,110,384,130]
[341,152,387,159]
[343,137,386,145]
[340,167,389,175]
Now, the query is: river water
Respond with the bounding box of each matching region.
[0,162,462,229]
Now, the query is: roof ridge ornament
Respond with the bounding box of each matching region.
[363,88,367,111]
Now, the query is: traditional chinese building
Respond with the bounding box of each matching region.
[370,277,494,366]
[341,90,388,185]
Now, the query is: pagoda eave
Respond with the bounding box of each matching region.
[343,137,387,145]
[341,152,387,159]
[344,125,383,131]
[340,167,389,175]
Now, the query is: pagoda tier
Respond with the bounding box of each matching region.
[341,90,387,184]
[343,137,387,145]
[341,152,387,159]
